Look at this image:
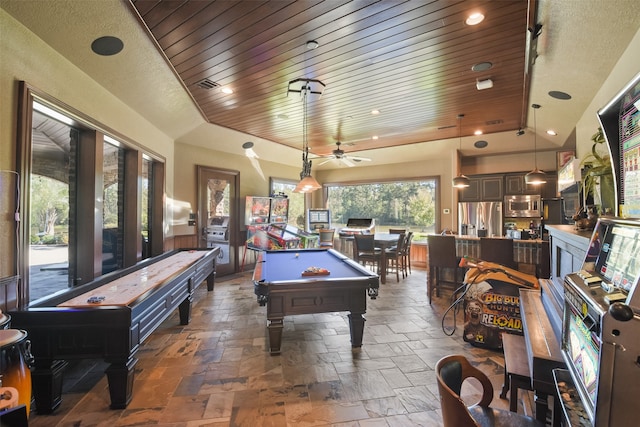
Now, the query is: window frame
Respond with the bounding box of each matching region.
[322,176,441,233]
[15,81,165,307]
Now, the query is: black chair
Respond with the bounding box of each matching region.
[479,237,516,270]
[427,234,465,304]
[353,234,382,273]
[385,232,406,282]
[403,231,414,275]
[436,354,544,427]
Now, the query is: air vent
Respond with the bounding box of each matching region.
[438,125,457,130]
[196,79,220,90]
[485,119,504,126]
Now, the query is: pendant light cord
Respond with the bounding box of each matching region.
[532,103,540,169]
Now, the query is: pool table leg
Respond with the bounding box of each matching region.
[348,312,366,347]
[268,317,284,355]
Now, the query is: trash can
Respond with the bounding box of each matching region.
[461,257,538,350]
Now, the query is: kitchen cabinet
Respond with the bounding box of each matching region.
[505,173,539,195]
[540,176,558,199]
[459,175,503,202]
[505,173,558,198]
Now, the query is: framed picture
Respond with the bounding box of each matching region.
[557,150,575,170]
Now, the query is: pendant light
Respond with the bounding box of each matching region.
[452,114,470,188]
[293,83,321,193]
[525,104,547,185]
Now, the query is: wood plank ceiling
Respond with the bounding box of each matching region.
[128,0,533,157]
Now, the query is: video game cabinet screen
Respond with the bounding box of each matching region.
[584,219,640,292]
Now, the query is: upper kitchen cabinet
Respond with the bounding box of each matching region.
[540,175,558,199]
[505,173,539,195]
[505,173,558,198]
[459,175,503,202]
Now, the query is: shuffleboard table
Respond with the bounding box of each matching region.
[253,249,379,354]
[10,247,219,413]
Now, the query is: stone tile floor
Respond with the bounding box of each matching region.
[27,267,526,426]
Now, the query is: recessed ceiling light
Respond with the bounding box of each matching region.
[306,40,319,49]
[474,140,488,149]
[371,109,380,115]
[91,36,124,56]
[548,90,572,100]
[474,130,483,135]
[466,12,485,26]
[547,130,557,136]
[372,135,379,140]
[471,62,493,72]
[221,87,233,94]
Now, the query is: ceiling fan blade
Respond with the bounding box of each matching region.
[340,158,355,167]
[317,158,334,166]
[349,156,371,162]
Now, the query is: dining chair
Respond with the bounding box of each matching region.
[436,354,544,427]
[426,234,465,304]
[385,232,406,282]
[353,234,382,273]
[479,237,516,270]
[402,231,413,275]
[318,229,335,249]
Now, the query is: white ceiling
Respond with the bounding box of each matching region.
[2,0,639,169]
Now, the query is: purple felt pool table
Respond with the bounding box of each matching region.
[253,248,379,354]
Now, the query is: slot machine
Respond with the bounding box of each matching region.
[557,218,640,426]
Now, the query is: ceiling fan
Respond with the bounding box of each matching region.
[317,142,372,167]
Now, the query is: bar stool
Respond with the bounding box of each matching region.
[479,237,516,270]
[427,235,465,304]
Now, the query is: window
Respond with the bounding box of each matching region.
[270,178,306,230]
[16,83,165,306]
[325,178,439,235]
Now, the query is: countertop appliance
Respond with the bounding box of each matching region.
[504,194,541,218]
[458,202,503,237]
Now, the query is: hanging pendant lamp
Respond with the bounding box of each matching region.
[293,83,321,193]
[525,104,547,185]
[452,114,470,188]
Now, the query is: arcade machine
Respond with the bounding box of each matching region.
[269,224,319,248]
[457,257,539,349]
[306,209,331,233]
[244,195,297,251]
[555,217,640,426]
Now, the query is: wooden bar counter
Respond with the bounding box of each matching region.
[414,236,548,276]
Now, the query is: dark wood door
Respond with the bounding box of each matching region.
[197,166,239,276]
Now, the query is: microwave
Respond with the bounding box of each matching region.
[504,195,541,217]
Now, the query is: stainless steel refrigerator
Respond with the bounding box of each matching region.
[458,202,503,237]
